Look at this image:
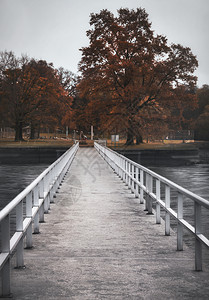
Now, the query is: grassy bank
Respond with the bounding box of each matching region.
[0,138,74,148]
[0,138,207,150]
[107,140,199,151]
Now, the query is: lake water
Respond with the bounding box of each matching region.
[0,164,48,209]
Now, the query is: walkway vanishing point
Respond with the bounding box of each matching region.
[5,145,209,299]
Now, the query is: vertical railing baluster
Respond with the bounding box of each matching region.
[115,155,120,177]
[128,162,131,189]
[44,195,49,214]
[39,181,45,222]
[145,173,149,211]
[16,201,23,232]
[177,192,183,251]
[16,201,24,268]
[117,156,120,177]
[1,214,11,297]
[49,168,55,203]
[195,202,202,271]
[165,185,170,236]
[39,204,45,223]
[156,180,161,224]
[131,164,135,193]
[147,174,153,214]
[118,156,120,177]
[140,169,144,204]
[135,167,139,198]
[26,191,33,248]
[113,154,116,172]
[122,158,126,183]
[39,178,44,199]
[125,161,128,186]
[33,185,40,234]
[51,167,56,200]
[120,157,123,180]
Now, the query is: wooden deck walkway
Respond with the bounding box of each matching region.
[10,148,209,299]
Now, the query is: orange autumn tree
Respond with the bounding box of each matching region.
[0,51,71,140]
[56,67,78,133]
[78,8,198,144]
[25,60,71,139]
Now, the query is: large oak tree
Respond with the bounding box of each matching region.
[78,8,198,144]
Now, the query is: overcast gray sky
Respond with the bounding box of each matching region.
[0,0,208,87]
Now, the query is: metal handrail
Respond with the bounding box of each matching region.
[94,141,209,271]
[0,142,79,297]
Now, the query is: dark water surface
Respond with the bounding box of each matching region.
[126,153,209,263]
[148,163,209,238]
[145,163,209,200]
[0,164,48,209]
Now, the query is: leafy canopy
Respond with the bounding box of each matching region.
[78,8,198,140]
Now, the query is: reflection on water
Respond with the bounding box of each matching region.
[0,164,48,209]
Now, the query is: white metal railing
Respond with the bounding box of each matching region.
[0,142,79,297]
[94,142,209,271]
[94,139,107,146]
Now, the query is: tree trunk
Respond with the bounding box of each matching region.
[125,128,134,145]
[30,124,36,139]
[136,134,143,145]
[15,121,24,141]
[37,125,40,139]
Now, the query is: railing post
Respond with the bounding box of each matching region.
[128,162,131,189]
[135,167,139,198]
[1,214,11,297]
[118,155,121,176]
[120,156,123,179]
[49,169,55,203]
[140,170,144,204]
[177,192,183,251]
[195,202,202,271]
[113,154,116,172]
[156,180,161,224]
[26,191,33,248]
[122,158,126,183]
[147,174,153,215]
[33,185,40,234]
[131,164,135,193]
[165,185,170,236]
[16,201,24,268]
[50,186,55,203]
[145,173,149,211]
[116,155,119,176]
[39,178,44,199]
[125,161,128,186]
[44,194,50,213]
[50,167,57,200]
[39,204,45,223]
[39,181,45,222]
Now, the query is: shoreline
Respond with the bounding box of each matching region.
[1,139,209,149]
[0,139,209,165]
